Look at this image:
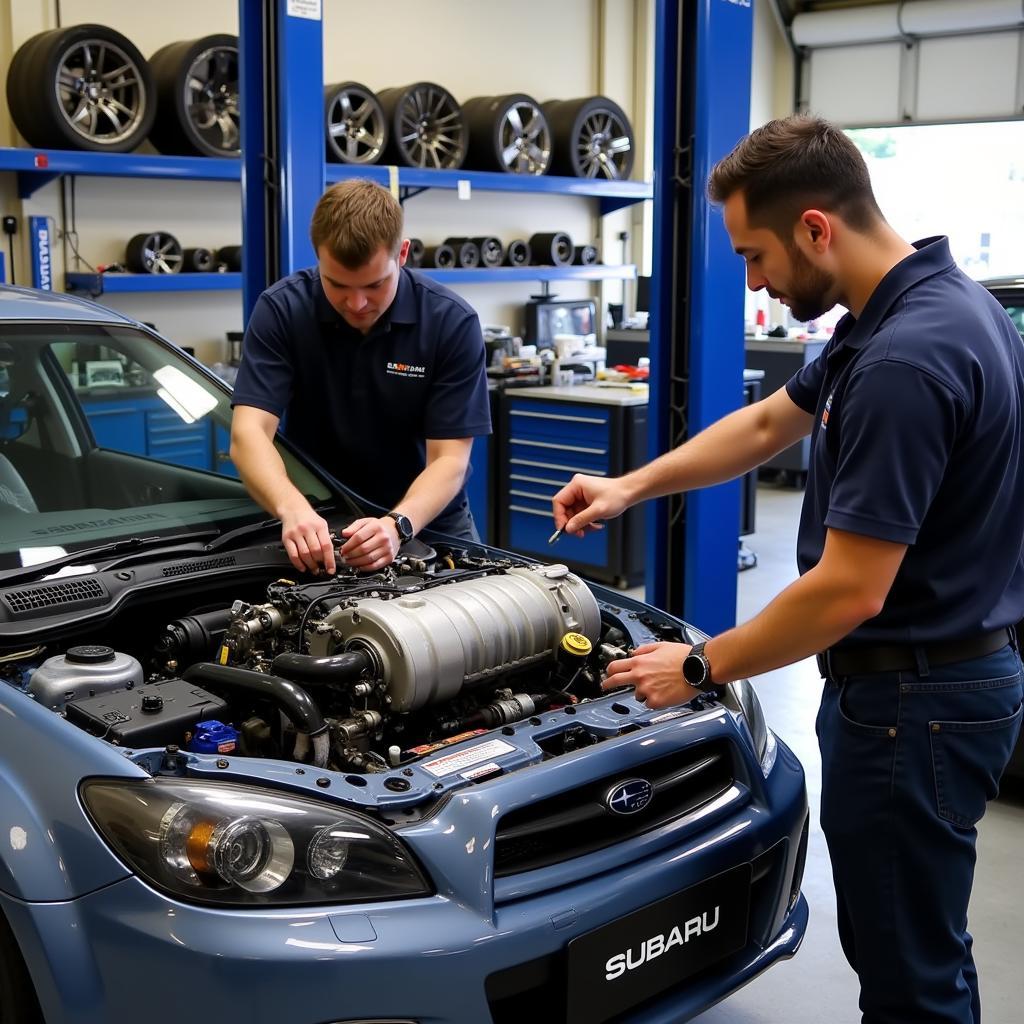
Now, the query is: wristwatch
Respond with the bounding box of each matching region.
[682,641,717,692]
[385,511,414,543]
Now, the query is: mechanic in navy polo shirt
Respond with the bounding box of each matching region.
[231,179,491,576]
[553,115,1024,1023]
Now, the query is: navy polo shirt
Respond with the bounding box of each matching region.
[787,236,1024,645]
[232,266,491,524]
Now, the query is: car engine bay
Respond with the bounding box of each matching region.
[2,542,694,774]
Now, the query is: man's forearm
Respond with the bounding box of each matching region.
[705,566,881,685]
[393,456,468,533]
[623,399,799,505]
[231,433,309,520]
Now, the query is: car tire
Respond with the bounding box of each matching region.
[0,911,44,1023]
[7,24,155,152]
[542,95,635,180]
[148,34,240,157]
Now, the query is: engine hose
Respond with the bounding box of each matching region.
[182,663,329,765]
[271,650,374,685]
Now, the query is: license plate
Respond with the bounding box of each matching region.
[566,864,751,1024]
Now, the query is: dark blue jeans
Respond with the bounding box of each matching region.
[816,645,1023,1024]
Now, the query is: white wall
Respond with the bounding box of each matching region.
[0,0,649,362]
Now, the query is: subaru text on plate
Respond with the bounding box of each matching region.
[0,286,808,1024]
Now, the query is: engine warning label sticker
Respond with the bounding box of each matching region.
[423,739,516,778]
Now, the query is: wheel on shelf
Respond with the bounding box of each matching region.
[407,237,425,268]
[182,247,214,272]
[442,239,481,269]
[422,244,455,269]
[528,232,574,267]
[148,34,239,157]
[125,232,184,274]
[6,24,155,152]
[376,82,467,170]
[573,244,600,266]
[324,81,387,164]
[216,245,242,272]
[542,96,635,180]
[503,239,531,267]
[460,93,551,175]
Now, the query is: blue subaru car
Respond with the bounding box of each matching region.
[0,285,807,1024]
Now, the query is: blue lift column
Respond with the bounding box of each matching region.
[646,0,753,636]
[239,0,325,321]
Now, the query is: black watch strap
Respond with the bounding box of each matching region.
[386,511,414,542]
[682,641,715,691]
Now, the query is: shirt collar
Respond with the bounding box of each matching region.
[313,265,418,327]
[832,235,955,352]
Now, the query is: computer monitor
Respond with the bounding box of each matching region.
[523,298,597,348]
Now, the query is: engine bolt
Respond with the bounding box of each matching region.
[402,768,414,777]
[216,759,229,769]
[295,768,306,775]
[316,777,331,788]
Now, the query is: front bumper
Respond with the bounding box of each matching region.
[5,729,808,1024]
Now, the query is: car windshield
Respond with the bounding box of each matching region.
[0,321,335,571]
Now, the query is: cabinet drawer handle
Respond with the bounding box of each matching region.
[511,458,607,476]
[509,488,553,501]
[509,504,552,518]
[510,473,565,487]
[510,438,607,455]
[510,409,607,425]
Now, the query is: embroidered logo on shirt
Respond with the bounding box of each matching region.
[821,391,833,429]
[386,361,427,379]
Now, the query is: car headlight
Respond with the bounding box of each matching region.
[80,778,432,906]
[721,678,777,777]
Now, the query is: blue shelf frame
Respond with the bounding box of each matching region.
[65,266,631,295]
[65,272,242,295]
[325,164,653,215]
[0,148,241,198]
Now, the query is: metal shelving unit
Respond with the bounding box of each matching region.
[64,265,633,296]
[0,148,240,198]
[65,272,242,295]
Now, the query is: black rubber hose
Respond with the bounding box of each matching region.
[271,650,374,685]
[183,662,327,737]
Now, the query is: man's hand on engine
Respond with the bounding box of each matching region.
[339,516,400,571]
[280,502,336,575]
[600,642,702,709]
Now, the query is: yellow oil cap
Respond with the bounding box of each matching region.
[560,632,593,658]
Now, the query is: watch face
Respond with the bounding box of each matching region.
[684,651,708,687]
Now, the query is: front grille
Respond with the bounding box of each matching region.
[162,555,236,577]
[2,578,107,616]
[493,741,734,878]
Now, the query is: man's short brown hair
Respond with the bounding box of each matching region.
[707,114,882,238]
[309,179,404,267]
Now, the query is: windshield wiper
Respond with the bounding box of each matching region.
[204,504,339,552]
[0,531,221,587]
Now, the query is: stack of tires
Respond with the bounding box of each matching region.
[5,25,239,157]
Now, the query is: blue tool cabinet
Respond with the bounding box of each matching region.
[498,386,648,588]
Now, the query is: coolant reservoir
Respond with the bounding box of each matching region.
[28,645,144,712]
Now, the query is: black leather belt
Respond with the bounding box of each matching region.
[816,628,1012,679]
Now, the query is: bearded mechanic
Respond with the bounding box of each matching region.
[230,179,491,575]
[553,115,1024,1024]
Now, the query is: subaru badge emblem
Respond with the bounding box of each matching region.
[605,778,654,816]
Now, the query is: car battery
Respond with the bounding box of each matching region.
[65,678,229,749]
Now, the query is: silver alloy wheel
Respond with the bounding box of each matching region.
[497,99,550,175]
[55,39,147,146]
[140,233,183,274]
[576,110,633,180]
[326,85,386,164]
[397,85,465,169]
[183,45,239,154]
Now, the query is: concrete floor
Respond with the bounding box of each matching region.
[633,484,1024,1024]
